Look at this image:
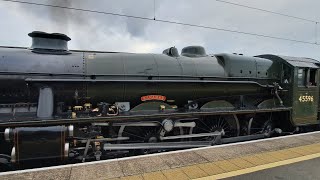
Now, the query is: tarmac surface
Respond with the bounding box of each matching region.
[1,131,320,180]
[228,157,320,180]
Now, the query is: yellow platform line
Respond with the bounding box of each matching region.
[196,152,320,180]
[109,143,320,180]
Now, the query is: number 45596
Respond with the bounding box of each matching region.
[299,95,314,102]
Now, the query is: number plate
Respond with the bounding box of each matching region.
[298,95,314,102]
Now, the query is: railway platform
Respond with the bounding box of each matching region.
[1,131,320,180]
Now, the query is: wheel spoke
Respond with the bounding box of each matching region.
[199,119,212,132]
[248,114,273,135]
[123,130,145,140]
[193,115,239,140]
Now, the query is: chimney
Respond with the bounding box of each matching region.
[28,31,71,54]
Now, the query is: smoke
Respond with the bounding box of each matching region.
[27,0,102,47]
[48,0,72,33]
[0,0,161,52]
[48,0,94,35]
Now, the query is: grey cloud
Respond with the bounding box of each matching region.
[0,0,319,59]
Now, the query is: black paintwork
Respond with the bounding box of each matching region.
[12,126,67,162]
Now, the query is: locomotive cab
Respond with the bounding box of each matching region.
[258,55,320,126]
[292,65,319,125]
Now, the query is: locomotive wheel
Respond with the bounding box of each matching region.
[247,113,273,135]
[141,130,159,154]
[0,156,11,172]
[121,126,157,143]
[194,115,240,140]
[121,126,160,154]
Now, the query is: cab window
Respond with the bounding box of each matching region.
[309,69,317,86]
[298,68,306,86]
[298,68,317,87]
[282,65,291,84]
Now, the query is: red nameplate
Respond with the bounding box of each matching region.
[141,95,166,102]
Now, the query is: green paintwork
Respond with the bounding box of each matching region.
[84,52,273,108]
[257,99,280,109]
[216,53,275,78]
[259,55,320,126]
[201,100,235,110]
[3,39,320,130]
[290,62,319,125]
[130,102,173,112]
[292,71,319,125]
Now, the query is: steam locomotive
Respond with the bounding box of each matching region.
[0,31,319,170]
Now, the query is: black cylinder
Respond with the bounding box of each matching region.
[7,126,72,163]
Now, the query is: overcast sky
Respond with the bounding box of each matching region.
[0,0,320,59]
